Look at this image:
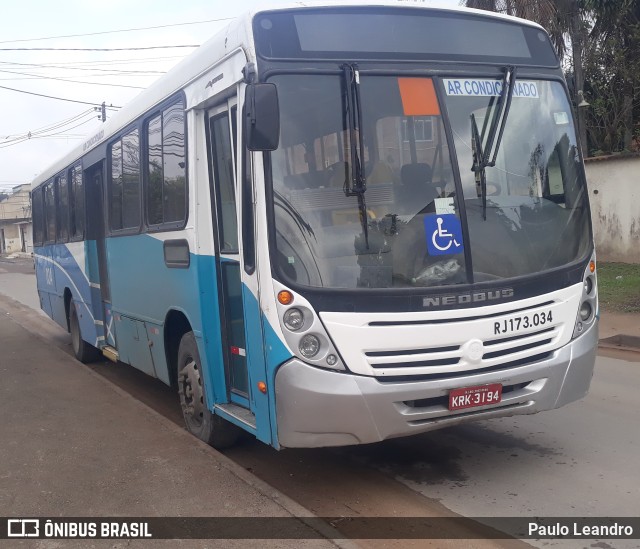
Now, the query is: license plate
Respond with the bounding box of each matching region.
[449,383,502,411]
[493,310,553,336]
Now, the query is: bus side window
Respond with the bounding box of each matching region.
[33,188,45,246]
[44,181,56,244]
[56,174,70,243]
[145,99,186,228]
[70,165,85,239]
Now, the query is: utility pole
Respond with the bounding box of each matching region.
[569,0,588,156]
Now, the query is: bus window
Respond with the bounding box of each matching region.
[146,100,186,228]
[33,189,44,246]
[44,181,56,244]
[70,165,84,239]
[56,174,69,242]
[109,129,140,231]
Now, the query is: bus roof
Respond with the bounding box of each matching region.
[31,1,545,189]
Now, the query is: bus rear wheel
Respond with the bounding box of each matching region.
[69,301,100,363]
[177,331,240,449]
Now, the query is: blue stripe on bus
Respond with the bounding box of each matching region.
[34,243,102,346]
[37,234,294,447]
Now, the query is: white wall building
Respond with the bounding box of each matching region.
[0,184,32,255]
[584,154,640,264]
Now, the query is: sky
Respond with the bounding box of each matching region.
[0,0,459,194]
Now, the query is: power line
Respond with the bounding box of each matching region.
[1,55,185,67]
[0,117,99,149]
[3,109,95,140]
[0,84,121,108]
[0,74,157,81]
[0,68,146,89]
[0,45,199,52]
[0,17,233,44]
[0,60,165,75]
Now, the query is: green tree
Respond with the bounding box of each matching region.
[582,0,640,152]
[463,0,589,147]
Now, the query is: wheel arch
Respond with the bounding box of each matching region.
[164,308,193,389]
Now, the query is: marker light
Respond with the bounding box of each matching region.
[589,260,596,273]
[257,381,267,394]
[299,334,320,358]
[278,290,293,305]
[283,308,304,331]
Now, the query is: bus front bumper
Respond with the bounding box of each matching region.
[274,321,598,448]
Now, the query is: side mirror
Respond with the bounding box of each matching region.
[244,83,280,151]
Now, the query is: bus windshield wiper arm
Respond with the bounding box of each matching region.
[341,63,369,249]
[471,113,488,221]
[471,66,517,220]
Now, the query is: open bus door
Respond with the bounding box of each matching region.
[84,161,114,350]
[206,99,267,436]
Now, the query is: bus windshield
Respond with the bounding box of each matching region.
[269,74,590,289]
[444,78,590,281]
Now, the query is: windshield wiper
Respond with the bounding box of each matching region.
[471,66,517,220]
[341,63,369,249]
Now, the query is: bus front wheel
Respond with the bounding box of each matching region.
[177,331,240,449]
[69,301,100,363]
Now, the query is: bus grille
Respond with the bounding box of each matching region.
[364,325,560,373]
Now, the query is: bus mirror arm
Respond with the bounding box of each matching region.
[244,83,280,151]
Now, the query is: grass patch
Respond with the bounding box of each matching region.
[597,262,640,313]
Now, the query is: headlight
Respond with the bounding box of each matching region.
[584,276,594,295]
[274,282,347,371]
[283,308,304,331]
[579,301,592,321]
[299,334,320,358]
[573,255,598,339]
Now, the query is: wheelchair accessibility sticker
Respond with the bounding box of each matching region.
[424,214,464,256]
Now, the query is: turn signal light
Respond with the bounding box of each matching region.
[278,290,293,305]
[589,260,596,273]
[257,381,267,394]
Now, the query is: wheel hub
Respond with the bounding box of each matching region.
[179,359,205,424]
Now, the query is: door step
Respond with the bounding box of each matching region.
[102,346,119,363]
[215,403,256,429]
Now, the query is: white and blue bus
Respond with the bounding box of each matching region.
[32,2,598,449]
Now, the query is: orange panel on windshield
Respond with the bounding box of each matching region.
[398,78,440,116]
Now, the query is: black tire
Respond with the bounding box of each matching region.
[177,331,240,449]
[69,301,100,363]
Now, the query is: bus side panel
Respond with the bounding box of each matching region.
[145,321,168,384]
[105,234,203,384]
[241,287,291,446]
[115,314,156,377]
[34,242,102,347]
[34,246,56,320]
[261,308,296,449]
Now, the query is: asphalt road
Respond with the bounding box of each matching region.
[1,261,638,549]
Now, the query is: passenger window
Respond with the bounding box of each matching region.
[70,165,84,239]
[146,99,187,228]
[56,174,69,242]
[44,181,56,243]
[33,189,45,246]
[110,129,141,231]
